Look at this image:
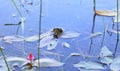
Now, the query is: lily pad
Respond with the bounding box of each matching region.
[95,10,116,16]
[100,56,113,65]
[6,57,28,66]
[61,31,80,38]
[2,35,24,43]
[47,40,58,50]
[40,36,54,48]
[25,31,51,42]
[33,58,64,67]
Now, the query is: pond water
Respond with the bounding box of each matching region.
[0,0,120,71]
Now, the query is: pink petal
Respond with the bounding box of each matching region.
[27,52,34,61]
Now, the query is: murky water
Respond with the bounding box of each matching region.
[0,0,120,71]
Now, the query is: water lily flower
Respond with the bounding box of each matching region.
[27,52,35,63]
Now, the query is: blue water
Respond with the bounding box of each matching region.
[0,0,119,71]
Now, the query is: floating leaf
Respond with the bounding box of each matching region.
[47,40,58,50]
[24,35,39,42]
[61,31,80,38]
[89,32,103,38]
[95,10,116,16]
[83,32,103,40]
[25,31,51,42]
[73,61,105,70]
[110,56,120,71]
[63,53,80,61]
[40,36,53,48]
[6,57,28,67]
[2,35,24,43]
[41,50,63,56]
[100,56,113,65]
[33,58,64,67]
[0,56,28,71]
[99,46,113,58]
[62,42,70,48]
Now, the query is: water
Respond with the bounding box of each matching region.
[0,0,120,71]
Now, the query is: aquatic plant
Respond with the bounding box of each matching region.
[37,0,43,70]
[27,52,35,64]
[114,0,119,56]
[0,46,10,71]
[11,0,25,34]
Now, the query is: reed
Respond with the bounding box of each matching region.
[0,47,10,71]
[37,0,42,70]
[114,0,119,56]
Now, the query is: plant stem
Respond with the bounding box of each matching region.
[114,0,119,56]
[93,0,96,12]
[38,0,42,70]
[89,13,96,54]
[11,0,23,18]
[0,47,10,71]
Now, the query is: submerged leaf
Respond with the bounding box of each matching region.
[61,31,80,38]
[47,40,58,50]
[99,46,113,58]
[33,58,64,67]
[73,61,105,70]
[95,10,116,16]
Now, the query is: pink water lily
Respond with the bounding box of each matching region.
[27,52,35,63]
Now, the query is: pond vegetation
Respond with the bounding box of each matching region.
[0,0,120,71]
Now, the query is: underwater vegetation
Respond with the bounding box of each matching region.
[0,0,120,71]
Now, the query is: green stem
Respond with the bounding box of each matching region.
[0,47,10,71]
[93,0,96,12]
[38,0,42,70]
[114,0,119,56]
[11,0,23,18]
